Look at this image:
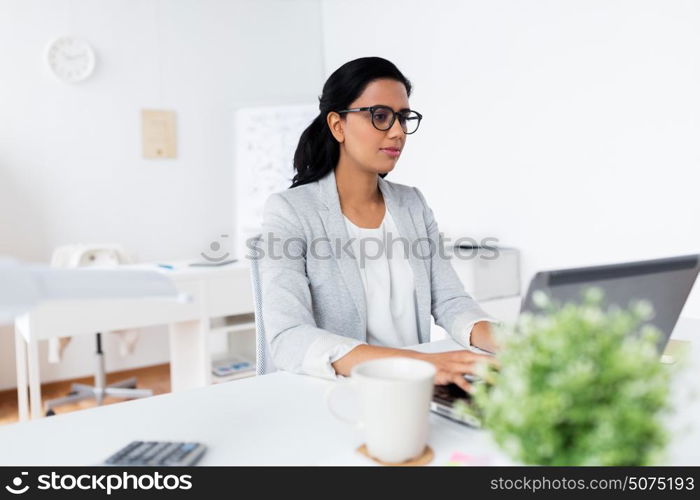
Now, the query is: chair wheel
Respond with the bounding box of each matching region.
[46,409,56,417]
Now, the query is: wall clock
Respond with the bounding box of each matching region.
[46,36,96,83]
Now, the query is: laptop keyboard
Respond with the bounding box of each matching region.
[433,383,472,406]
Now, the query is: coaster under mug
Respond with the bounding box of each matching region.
[356,444,434,466]
[326,357,437,464]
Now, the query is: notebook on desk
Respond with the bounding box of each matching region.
[430,254,700,427]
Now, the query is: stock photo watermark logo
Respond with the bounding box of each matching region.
[201,234,232,263]
[247,232,500,267]
[5,472,29,495]
[3,471,193,495]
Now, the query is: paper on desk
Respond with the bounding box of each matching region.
[0,257,183,321]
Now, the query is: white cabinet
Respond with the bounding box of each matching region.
[431,247,522,341]
[449,246,521,302]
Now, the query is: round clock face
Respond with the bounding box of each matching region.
[46,37,96,83]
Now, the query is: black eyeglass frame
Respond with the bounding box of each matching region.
[336,105,423,134]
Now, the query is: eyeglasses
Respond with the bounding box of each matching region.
[336,105,423,134]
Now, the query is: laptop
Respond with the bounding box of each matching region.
[430,254,700,427]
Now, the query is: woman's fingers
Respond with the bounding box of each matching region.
[449,373,472,394]
[427,351,497,393]
[460,351,495,363]
[446,361,480,376]
[433,369,473,394]
[451,350,501,369]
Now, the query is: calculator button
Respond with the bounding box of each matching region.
[104,441,206,466]
[124,442,154,462]
[104,441,141,464]
[149,442,181,465]
[140,442,170,463]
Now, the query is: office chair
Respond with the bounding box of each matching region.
[248,234,276,375]
[44,244,153,416]
[44,333,153,415]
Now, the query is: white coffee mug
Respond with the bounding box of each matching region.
[326,357,436,463]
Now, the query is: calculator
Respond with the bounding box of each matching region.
[103,441,207,466]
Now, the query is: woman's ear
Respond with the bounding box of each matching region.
[326,111,344,143]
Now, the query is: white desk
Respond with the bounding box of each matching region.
[13,260,255,422]
[1,318,698,466]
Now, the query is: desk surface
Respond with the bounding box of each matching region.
[125,259,250,280]
[1,319,698,466]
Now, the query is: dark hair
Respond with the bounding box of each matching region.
[290,57,412,188]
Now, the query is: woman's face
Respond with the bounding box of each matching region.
[328,78,410,176]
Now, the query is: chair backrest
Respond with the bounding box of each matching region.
[248,234,276,375]
[47,244,135,364]
[51,244,132,268]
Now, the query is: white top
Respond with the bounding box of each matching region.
[345,209,420,347]
[300,207,489,380]
[301,208,418,379]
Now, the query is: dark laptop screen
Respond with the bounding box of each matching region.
[520,254,700,352]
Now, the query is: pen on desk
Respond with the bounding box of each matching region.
[156,264,174,270]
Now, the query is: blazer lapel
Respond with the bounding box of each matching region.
[378,176,432,343]
[318,170,367,339]
[316,170,433,344]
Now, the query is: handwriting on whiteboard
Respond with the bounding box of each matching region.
[234,103,318,256]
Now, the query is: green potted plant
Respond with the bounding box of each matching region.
[460,288,674,465]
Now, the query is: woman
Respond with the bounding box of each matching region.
[259,57,498,393]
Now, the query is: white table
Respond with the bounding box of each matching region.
[1,318,698,466]
[13,260,255,422]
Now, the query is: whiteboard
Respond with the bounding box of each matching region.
[233,103,318,257]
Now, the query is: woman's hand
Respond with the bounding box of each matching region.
[413,350,496,393]
[470,320,500,353]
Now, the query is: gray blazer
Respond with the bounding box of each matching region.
[258,168,492,374]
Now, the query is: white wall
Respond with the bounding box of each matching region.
[0,0,324,390]
[321,0,700,316]
[3,0,700,392]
